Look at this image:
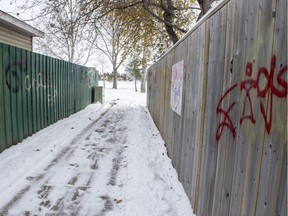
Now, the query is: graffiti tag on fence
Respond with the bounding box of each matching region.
[81,69,95,87]
[5,61,27,93]
[216,55,287,141]
[5,61,58,106]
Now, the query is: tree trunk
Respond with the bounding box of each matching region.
[140,46,148,93]
[112,64,117,89]
[163,9,179,44]
[134,78,137,92]
[163,0,179,44]
[197,0,212,20]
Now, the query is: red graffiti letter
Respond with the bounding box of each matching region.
[256,55,287,134]
[240,63,257,125]
[216,83,238,141]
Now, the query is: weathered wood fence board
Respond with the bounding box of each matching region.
[147,0,287,215]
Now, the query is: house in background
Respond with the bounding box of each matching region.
[0,10,44,51]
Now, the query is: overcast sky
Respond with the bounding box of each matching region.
[0,1,129,72]
[0,0,18,15]
[0,0,31,21]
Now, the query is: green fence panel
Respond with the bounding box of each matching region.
[3,44,12,148]
[64,61,68,118]
[48,57,52,124]
[9,46,19,145]
[21,48,28,139]
[39,54,44,129]
[59,60,63,119]
[26,49,33,137]
[0,42,98,153]
[55,58,59,121]
[16,47,24,143]
[42,54,48,128]
[31,52,37,133]
[0,43,6,152]
[51,57,56,124]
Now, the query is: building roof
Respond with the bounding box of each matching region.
[0,10,44,38]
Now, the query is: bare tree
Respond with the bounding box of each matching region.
[97,55,108,88]
[14,0,97,64]
[89,12,138,89]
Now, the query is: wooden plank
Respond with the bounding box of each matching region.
[255,0,287,215]
[275,150,287,216]
[162,56,170,152]
[197,9,226,216]
[178,39,188,176]
[159,59,166,136]
[272,2,287,215]
[208,1,240,216]
[175,38,191,183]
[164,54,174,156]
[182,27,199,199]
[172,40,188,174]
[212,5,238,215]
[239,0,276,215]
[179,30,197,187]
[227,0,258,214]
[193,21,210,214]
[153,61,160,129]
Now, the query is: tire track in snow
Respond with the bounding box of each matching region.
[0,101,117,215]
[48,105,129,215]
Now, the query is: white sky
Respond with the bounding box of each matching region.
[0,0,118,72]
[0,0,22,17]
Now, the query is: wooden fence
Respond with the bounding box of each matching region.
[147,0,287,215]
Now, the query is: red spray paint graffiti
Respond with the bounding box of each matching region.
[216,55,287,141]
[216,83,238,141]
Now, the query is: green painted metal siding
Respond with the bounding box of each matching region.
[0,43,98,152]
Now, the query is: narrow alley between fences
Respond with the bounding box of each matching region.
[0,81,194,216]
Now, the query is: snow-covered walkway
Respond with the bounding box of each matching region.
[0,81,194,216]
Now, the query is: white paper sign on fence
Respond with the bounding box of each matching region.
[171,60,184,115]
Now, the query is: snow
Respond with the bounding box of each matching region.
[0,81,195,216]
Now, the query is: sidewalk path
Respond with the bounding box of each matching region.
[0,82,194,216]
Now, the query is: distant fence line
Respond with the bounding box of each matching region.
[147,0,287,215]
[0,43,99,153]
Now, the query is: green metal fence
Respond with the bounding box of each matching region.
[0,43,99,153]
